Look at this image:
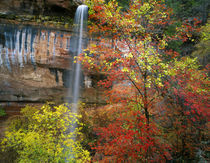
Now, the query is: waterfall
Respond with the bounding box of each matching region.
[63,6,88,161]
[67,5,88,113]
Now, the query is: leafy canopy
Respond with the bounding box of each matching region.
[80,0,208,161]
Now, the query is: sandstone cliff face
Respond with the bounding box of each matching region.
[0,24,70,104]
[0,23,103,106]
[0,0,84,16]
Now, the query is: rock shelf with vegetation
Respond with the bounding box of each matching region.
[0,13,74,30]
[0,0,84,30]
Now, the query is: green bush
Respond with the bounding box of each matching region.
[0,107,6,117]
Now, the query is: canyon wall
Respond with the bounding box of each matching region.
[0,0,84,17]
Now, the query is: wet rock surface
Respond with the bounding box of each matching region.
[0,23,105,107]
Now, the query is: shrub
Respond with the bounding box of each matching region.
[0,107,6,117]
[1,103,90,163]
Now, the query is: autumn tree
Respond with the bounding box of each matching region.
[80,0,176,161]
[156,57,209,160]
[84,0,173,124]
[82,0,199,123]
[76,0,208,161]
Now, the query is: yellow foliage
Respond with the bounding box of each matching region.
[1,103,90,163]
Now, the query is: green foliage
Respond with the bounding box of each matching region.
[166,0,208,21]
[105,0,130,10]
[167,40,183,53]
[192,21,210,66]
[165,22,183,53]
[0,13,73,29]
[1,103,90,163]
[0,107,6,117]
[165,0,208,56]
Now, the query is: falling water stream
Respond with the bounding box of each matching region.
[64,5,88,161]
[67,5,88,112]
